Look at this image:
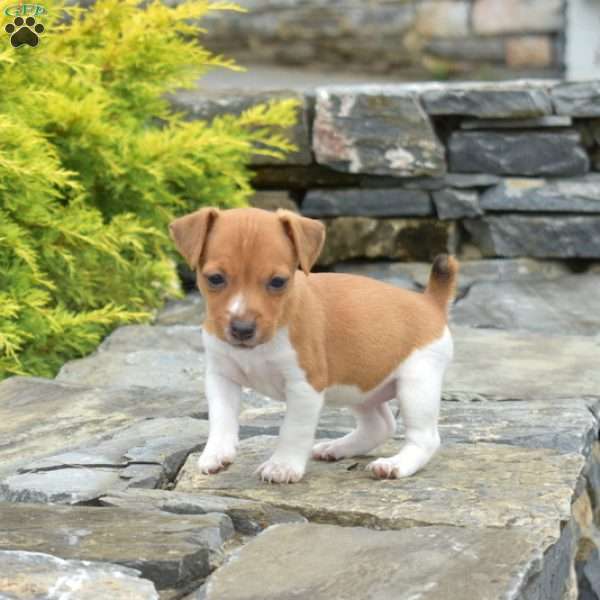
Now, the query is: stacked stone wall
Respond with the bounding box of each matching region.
[172,80,600,266]
[200,0,566,79]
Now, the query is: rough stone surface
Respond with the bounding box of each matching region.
[414,1,469,38]
[201,523,565,600]
[57,350,206,392]
[448,131,590,176]
[332,258,571,293]
[465,215,600,258]
[460,116,572,130]
[552,81,600,117]
[452,275,600,336]
[302,188,432,217]
[99,489,306,536]
[421,82,553,118]
[313,87,446,177]
[99,325,205,353]
[0,550,159,600]
[249,190,298,213]
[169,90,312,165]
[425,35,505,63]
[506,35,553,69]
[0,503,233,590]
[432,188,481,219]
[318,218,457,265]
[472,0,563,34]
[154,292,204,326]
[0,377,206,478]
[480,176,600,213]
[176,434,583,532]
[446,326,600,401]
[0,418,209,503]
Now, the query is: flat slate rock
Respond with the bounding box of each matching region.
[0,503,233,591]
[302,188,433,217]
[176,435,582,532]
[99,324,205,353]
[154,292,204,326]
[332,258,571,294]
[100,488,306,536]
[481,176,600,213]
[421,82,553,118]
[465,214,600,258]
[0,418,209,504]
[446,325,600,401]
[448,130,590,176]
[460,115,573,129]
[313,87,446,177]
[452,275,600,336]
[169,89,312,166]
[0,377,206,478]
[552,81,600,117]
[0,550,159,600]
[432,188,481,219]
[200,523,565,600]
[56,349,206,392]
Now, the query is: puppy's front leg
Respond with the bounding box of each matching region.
[198,365,241,475]
[257,380,323,484]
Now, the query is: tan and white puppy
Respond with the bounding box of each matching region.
[170,207,458,484]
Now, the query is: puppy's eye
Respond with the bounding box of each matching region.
[206,273,226,288]
[268,276,288,291]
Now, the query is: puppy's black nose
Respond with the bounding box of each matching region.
[230,319,256,342]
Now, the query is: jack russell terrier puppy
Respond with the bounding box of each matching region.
[170,207,458,484]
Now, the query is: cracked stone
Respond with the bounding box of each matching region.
[0,550,159,600]
[313,87,446,177]
[99,488,306,536]
[0,503,233,591]
[0,418,209,503]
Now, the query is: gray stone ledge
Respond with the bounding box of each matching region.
[552,81,600,117]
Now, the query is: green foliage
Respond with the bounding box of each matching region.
[0,0,299,379]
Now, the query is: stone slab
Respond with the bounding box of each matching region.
[0,377,206,478]
[448,130,589,176]
[154,292,204,326]
[432,188,481,219]
[332,258,571,294]
[472,0,563,34]
[176,435,582,532]
[552,81,600,117]
[465,215,600,258]
[480,176,600,213]
[302,188,433,217]
[318,218,457,265]
[249,190,298,213]
[0,417,209,503]
[313,87,446,177]
[56,350,206,393]
[460,116,573,130]
[446,325,600,401]
[0,503,233,591]
[200,523,564,600]
[169,89,312,165]
[452,275,600,335]
[421,82,553,118]
[99,488,306,536]
[99,325,205,353]
[0,550,159,600]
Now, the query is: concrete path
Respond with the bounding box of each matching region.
[0,259,599,599]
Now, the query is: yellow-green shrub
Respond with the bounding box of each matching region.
[0,0,298,379]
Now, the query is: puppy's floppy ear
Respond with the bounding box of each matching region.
[277,209,326,275]
[169,207,219,269]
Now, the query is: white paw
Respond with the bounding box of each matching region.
[197,444,236,475]
[366,457,411,479]
[312,439,348,462]
[256,458,305,484]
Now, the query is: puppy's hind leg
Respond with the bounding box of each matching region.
[313,400,396,462]
[368,330,452,479]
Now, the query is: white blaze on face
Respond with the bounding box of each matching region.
[227,294,246,317]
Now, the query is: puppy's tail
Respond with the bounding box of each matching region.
[425,254,459,314]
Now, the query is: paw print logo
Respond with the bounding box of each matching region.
[5,16,44,48]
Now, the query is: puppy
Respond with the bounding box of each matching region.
[170,207,458,484]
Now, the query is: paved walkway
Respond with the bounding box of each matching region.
[0,259,599,599]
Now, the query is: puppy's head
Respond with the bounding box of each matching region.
[169,207,325,348]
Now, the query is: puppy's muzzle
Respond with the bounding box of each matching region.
[229,319,257,343]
